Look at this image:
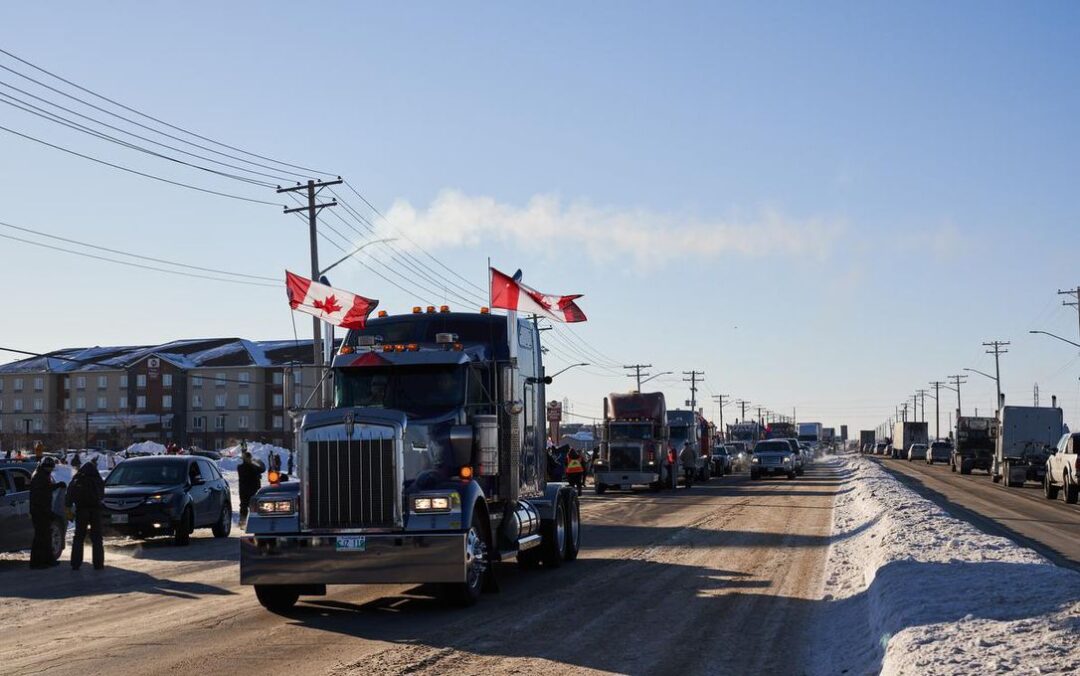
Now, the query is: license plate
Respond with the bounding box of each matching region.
[110,513,128,524]
[336,536,366,552]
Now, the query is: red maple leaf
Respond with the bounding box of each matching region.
[313,295,342,314]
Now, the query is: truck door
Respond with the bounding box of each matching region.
[518,318,544,496]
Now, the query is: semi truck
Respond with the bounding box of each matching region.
[950,415,997,475]
[992,401,1063,488]
[240,309,581,610]
[859,430,876,453]
[891,422,929,459]
[766,422,797,440]
[668,410,711,482]
[798,423,823,445]
[593,392,668,493]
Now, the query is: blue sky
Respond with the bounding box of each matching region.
[1,2,1079,433]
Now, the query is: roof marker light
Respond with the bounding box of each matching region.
[377,310,388,318]
[439,305,450,313]
[426,305,436,314]
[480,307,490,314]
[412,306,422,314]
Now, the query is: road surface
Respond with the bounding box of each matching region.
[0,463,845,676]
[874,456,1080,570]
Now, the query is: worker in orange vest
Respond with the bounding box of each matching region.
[565,448,585,496]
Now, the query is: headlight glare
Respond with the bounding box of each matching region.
[144,493,171,504]
[256,498,296,516]
[412,495,454,513]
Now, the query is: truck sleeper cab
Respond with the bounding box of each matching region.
[594,392,667,493]
[240,311,581,610]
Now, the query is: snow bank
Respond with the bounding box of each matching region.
[217,442,292,471]
[124,441,167,456]
[813,456,1080,675]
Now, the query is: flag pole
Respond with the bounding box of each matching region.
[487,256,492,309]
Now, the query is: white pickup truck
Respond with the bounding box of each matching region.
[1044,432,1080,504]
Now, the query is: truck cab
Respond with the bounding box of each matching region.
[992,404,1063,488]
[240,310,581,610]
[594,392,667,493]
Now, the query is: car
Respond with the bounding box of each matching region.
[1044,432,1080,504]
[710,445,732,476]
[727,442,749,471]
[782,439,806,476]
[925,441,951,465]
[873,441,889,456]
[907,443,927,461]
[750,440,797,480]
[799,442,816,465]
[101,456,232,545]
[0,463,67,563]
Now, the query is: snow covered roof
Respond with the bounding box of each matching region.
[0,338,323,373]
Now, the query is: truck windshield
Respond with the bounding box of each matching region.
[336,365,465,418]
[670,426,690,442]
[609,423,653,440]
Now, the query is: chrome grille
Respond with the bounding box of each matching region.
[307,436,397,529]
[609,445,642,471]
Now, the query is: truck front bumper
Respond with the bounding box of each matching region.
[240,533,467,585]
[594,470,661,487]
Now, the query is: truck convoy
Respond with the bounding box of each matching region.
[891,422,929,459]
[594,392,668,493]
[240,309,582,610]
[951,415,998,475]
[992,401,1063,488]
[798,422,823,445]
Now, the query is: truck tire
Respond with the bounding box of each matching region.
[950,459,956,473]
[1065,474,1080,505]
[255,585,299,612]
[540,496,567,568]
[960,460,972,475]
[787,470,796,480]
[564,493,581,562]
[441,511,490,606]
[1044,472,1060,500]
[173,507,192,546]
[595,482,607,495]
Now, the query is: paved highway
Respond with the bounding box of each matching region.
[0,463,845,676]
[874,456,1080,570]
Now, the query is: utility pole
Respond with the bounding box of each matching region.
[682,370,704,413]
[916,389,928,423]
[929,381,945,440]
[623,364,652,393]
[713,394,729,440]
[983,340,1010,412]
[736,399,749,423]
[756,405,764,427]
[1059,286,1080,342]
[949,374,966,417]
[901,402,908,423]
[278,177,343,408]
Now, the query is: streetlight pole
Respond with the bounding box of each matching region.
[983,341,1009,411]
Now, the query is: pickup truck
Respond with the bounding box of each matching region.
[0,462,67,563]
[1044,432,1080,504]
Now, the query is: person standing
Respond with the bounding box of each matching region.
[236,451,265,522]
[564,448,585,496]
[680,441,697,488]
[66,462,105,570]
[29,456,62,569]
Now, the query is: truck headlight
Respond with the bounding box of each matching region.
[413,495,453,512]
[256,498,296,516]
[751,456,760,464]
[784,457,792,464]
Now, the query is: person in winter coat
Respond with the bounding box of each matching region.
[564,448,586,496]
[237,451,265,522]
[29,456,63,569]
[679,441,697,488]
[66,461,106,570]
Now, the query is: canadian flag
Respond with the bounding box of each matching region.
[489,267,587,323]
[285,271,378,329]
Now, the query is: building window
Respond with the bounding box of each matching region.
[192,394,202,409]
[33,377,44,392]
[63,399,70,411]
[136,374,147,388]
[14,378,24,392]
[32,398,43,412]
[75,397,85,411]
[163,373,173,388]
[33,419,43,432]
[0,378,4,392]
[214,394,226,409]
[14,398,23,411]
[119,374,128,388]
[62,377,69,391]
[75,376,85,390]
[136,395,146,410]
[192,375,202,388]
[293,371,302,385]
[97,375,108,389]
[119,395,128,409]
[293,392,302,408]
[0,399,3,411]
[238,371,250,387]
[193,417,205,430]
[164,417,172,430]
[238,415,249,430]
[215,373,226,387]
[215,415,226,431]
[163,395,173,410]
[273,415,283,430]
[273,393,284,407]
[238,393,250,408]
[272,371,283,386]
[97,396,107,410]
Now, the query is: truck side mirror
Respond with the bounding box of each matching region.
[449,425,474,467]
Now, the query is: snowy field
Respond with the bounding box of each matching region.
[812,455,1080,675]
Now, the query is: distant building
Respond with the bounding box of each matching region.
[0,338,324,452]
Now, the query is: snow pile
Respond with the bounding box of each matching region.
[217,442,292,471]
[813,456,1080,675]
[124,441,167,456]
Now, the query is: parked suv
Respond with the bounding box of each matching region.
[102,456,232,545]
[750,440,797,480]
[925,441,951,465]
[907,443,928,462]
[0,463,67,562]
[1044,432,1080,504]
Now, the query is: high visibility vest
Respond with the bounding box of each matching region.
[566,457,584,473]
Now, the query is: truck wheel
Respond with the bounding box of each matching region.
[254,585,299,612]
[212,503,232,538]
[441,512,490,606]
[787,471,796,480]
[595,482,607,495]
[796,467,805,476]
[1065,474,1080,505]
[540,496,567,568]
[564,493,581,562]
[1044,473,1060,500]
[173,508,192,546]
[950,460,956,473]
[960,460,972,475]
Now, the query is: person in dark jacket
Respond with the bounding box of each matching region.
[66,461,106,570]
[29,456,63,569]
[236,451,265,522]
